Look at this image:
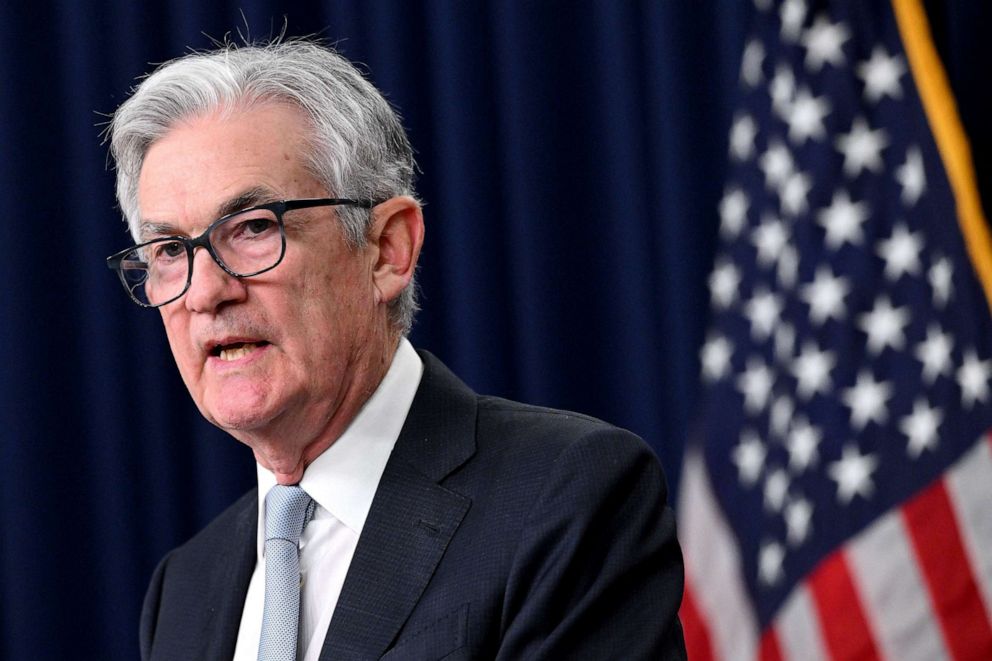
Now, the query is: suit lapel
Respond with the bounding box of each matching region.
[319,352,477,659]
[193,490,258,660]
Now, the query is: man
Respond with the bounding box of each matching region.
[106,39,685,660]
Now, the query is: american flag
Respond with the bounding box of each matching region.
[678,0,992,659]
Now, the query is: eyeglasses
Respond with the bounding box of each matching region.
[106,198,373,308]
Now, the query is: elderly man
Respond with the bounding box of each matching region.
[106,40,685,660]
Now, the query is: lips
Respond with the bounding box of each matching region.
[207,338,271,362]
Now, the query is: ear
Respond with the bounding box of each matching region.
[368,196,425,306]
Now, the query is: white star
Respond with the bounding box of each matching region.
[730,113,758,161]
[701,334,734,382]
[896,146,926,206]
[709,259,741,309]
[900,398,943,459]
[770,64,796,118]
[876,223,923,281]
[764,468,790,512]
[835,117,889,177]
[751,215,789,268]
[958,349,992,409]
[828,444,879,504]
[801,265,850,324]
[801,15,850,72]
[770,395,795,439]
[858,296,910,355]
[780,0,808,42]
[737,357,775,414]
[929,256,953,308]
[760,139,795,191]
[758,540,786,586]
[842,370,893,430]
[915,324,954,384]
[732,429,767,486]
[791,341,836,400]
[786,416,821,472]
[778,243,799,290]
[745,288,784,341]
[754,0,772,10]
[786,86,830,144]
[785,496,813,546]
[781,170,812,217]
[857,46,906,103]
[741,39,765,88]
[719,187,750,239]
[817,190,869,249]
[774,322,796,364]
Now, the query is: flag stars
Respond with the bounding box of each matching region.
[915,324,954,384]
[777,243,800,290]
[732,430,767,486]
[929,256,953,308]
[786,417,821,473]
[801,15,850,72]
[896,146,926,206]
[857,46,906,103]
[745,287,784,341]
[801,265,850,324]
[770,64,797,118]
[770,395,795,439]
[858,296,910,356]
[758,540,786,586]
[957,349,992,409]
[842,370,893,430]
[900,398,943,459]
[730,113,758,161]
[701,334,734,382]
[741,39,766,88]
[737,357,775,414]
[781,170,813,217]
[791,341,836,400]
[751,215,790,268]
[817,190,869,249]
[764,468,790,512]
[876,223,924,281]
[786,87,830,145]
[828,444,879,504]
[784,496,813,546]
[779,0,808,42]
[760,139,795,191]
[709,259,742,309]
[719,187,750,239]
[835,117,889,177]
[774,322,796,365]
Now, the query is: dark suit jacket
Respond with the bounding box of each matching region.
[140,351,686,660]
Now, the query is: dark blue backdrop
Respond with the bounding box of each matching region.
[0,1,987,658]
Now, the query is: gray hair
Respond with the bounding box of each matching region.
[107,39,419,333]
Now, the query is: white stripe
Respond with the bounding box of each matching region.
[945,435,992,620]
[679,449,759,660]
[846,511,948,661]
[775,584,829,661]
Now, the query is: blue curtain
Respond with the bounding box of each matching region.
[0,1,987,657]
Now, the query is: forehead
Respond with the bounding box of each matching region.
[137,103,320,233]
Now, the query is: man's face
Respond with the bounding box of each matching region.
[137,103,384,467]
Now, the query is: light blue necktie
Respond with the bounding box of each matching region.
[258,485,315,661]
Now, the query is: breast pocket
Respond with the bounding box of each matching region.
[379,603,470,661]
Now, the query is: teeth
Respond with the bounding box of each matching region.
[218,343,260,361]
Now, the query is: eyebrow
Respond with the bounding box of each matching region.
[137,186,282,241]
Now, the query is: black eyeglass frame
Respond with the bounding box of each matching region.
[106,198,375,308]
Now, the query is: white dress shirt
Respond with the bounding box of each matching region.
[232,339,423,661]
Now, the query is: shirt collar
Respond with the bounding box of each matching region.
[255,338,423,557]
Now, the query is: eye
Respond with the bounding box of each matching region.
[244,217,276,235]
[151,240,185,261]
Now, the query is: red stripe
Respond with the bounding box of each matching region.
[903,479,992,661]
[758,627,784,661]
[807,551,881,660]
[679,581,714,661]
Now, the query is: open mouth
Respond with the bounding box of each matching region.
[210,341,270,362]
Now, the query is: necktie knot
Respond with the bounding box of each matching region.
[265,484,315,544]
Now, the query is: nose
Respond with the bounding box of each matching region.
[184,248,247,313]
